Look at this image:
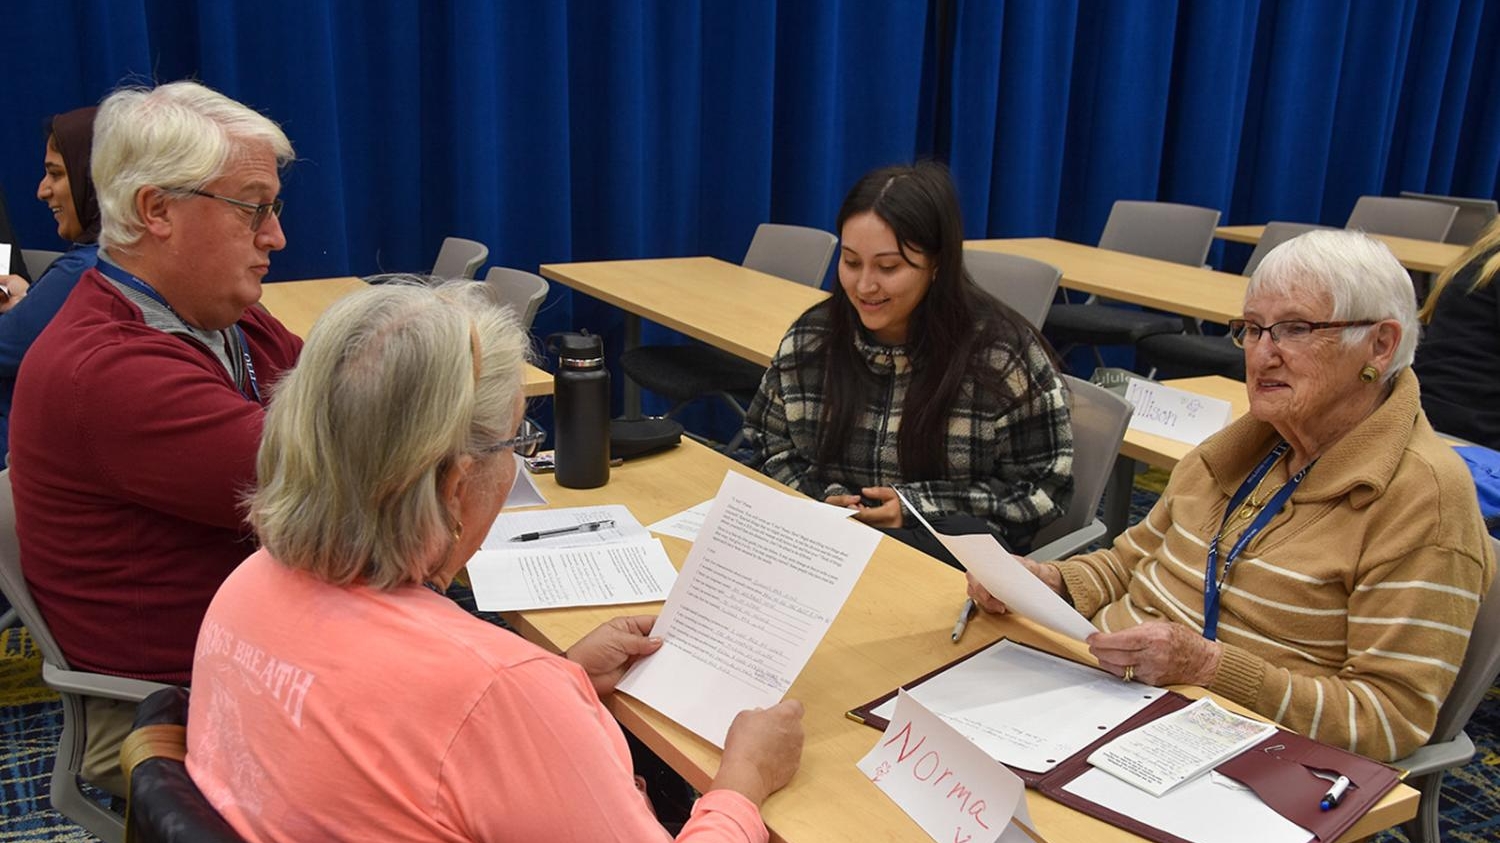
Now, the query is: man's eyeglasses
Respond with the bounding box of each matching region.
[484,418,545,457]
[1227,319,1377,348]
[185,189,284,232]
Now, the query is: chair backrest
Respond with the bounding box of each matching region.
[1242,222,1332,277]
[22,248,64,279]
[430,237,489,281]
[1428,536,1500,746]
[1027,376,1133,551]
[0,470,71,670]
[1097,200,1221,267]
[742,223,838,289]
[1399,191,1499,246]
[964,249,1061,330]
[1345,196,1458,243]
[123,687,246,843]
[482,267,549,330]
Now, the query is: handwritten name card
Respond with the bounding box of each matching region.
[857,690,1043,843]
[1124,379,1233,446]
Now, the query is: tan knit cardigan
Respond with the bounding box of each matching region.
[1056,369,1495,761]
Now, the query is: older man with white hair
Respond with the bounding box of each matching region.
[10,80,303,795]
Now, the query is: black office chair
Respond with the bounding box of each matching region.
[1043,200,1222,370]
[1135,221,1329,381]
[120,687,246,843]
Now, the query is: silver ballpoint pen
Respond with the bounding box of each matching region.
[510,518,615,542]
[951,598,977,643]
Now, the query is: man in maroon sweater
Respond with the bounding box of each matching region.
[10,80,302,796]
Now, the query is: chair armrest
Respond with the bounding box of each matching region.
[43,663,174,702]
[1392,731,1475,778]
[1030,520,1107,563]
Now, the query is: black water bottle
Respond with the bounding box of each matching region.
[550,331,611,489]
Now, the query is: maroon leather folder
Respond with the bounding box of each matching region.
[848,639,1401,842]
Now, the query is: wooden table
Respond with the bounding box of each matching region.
[540,257,829,414]
[1216,225,1465,274]
[965,238,1247,324]
[500,439,1414,843]
[259,277,555,397]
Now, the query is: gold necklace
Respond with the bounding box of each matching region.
[1222,454,1288,537]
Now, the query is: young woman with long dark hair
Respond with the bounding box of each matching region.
[744,162,1073,556]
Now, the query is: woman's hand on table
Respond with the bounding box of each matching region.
[1088,621,1222,687]
[712,700,805,806]
[825,486,903,528]
[565,614,662,696]
[964,558,1065,615]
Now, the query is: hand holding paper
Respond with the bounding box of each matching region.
[894,489,1096,641]
[617,471,878,746]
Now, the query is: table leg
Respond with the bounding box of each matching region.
[623,313,642,419]
[1102,456,1136,542]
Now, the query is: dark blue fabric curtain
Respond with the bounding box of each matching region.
[2,0,1497,431]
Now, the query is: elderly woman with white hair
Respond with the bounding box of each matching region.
[968,230,1495,761]
[186,282,803,842]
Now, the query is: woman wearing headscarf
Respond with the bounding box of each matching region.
[0,106,101,463]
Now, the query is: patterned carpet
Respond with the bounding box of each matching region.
[3,481,1498,840]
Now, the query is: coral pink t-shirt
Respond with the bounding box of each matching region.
[186,550,766,843]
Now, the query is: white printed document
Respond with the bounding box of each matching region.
[0,243,11,275]
[858,691,1039,843]
[617,471,879,746]
[648,497,857,543]
[894,490,1097,641]
[871,640,1165,774]
[466,538,678,611]
[1087,697,1277,796]
[482,504,647,548]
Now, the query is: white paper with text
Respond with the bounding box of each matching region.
[1087,697,1277,796]
[894,490,1096,641]
[871,640,1165,774]
[482,504,646,548]
[616,471,879,746]
[466,538,677,611]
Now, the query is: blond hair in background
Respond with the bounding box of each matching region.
[1420,217,1500,323]
[92,79,294,253]
[250,279,528,589]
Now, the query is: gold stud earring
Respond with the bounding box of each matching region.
[452,518,465,540]
[1359,365,1379,383]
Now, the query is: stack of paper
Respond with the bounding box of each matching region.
[466,505,678,611]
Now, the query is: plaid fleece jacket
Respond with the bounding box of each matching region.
[744,306,1073,550]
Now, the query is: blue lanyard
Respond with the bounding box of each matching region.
[1203,441,1313,640]
[97,261,262,404]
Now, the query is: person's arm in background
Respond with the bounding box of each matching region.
[0,182,33,284]
[742,324,828,500]
[0,246,95,376]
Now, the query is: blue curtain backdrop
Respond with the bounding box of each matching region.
[2,0,1497,434]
